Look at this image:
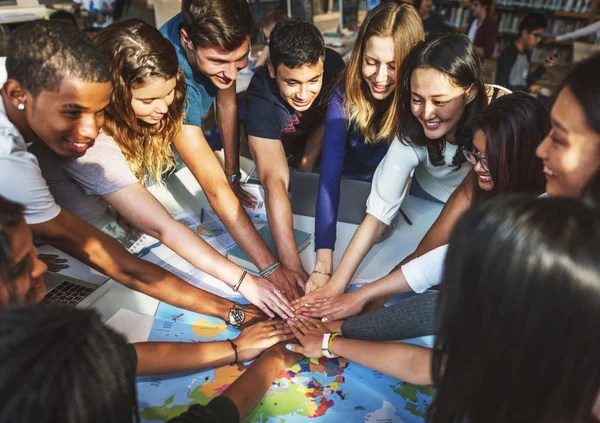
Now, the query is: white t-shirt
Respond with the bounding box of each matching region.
[402,193,549,292]
[31,132,138,224]
[366,136,471,225]
[0,99,61,224]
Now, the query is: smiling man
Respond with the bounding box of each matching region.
[161,0,309,298]
[245,19,344,279]
[0,20,266,326]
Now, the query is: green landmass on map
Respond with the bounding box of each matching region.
[390,381,436,418]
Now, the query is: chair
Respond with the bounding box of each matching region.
[485,84,512,104]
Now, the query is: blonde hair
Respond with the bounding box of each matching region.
[345,3,424,144]
[94,19,185,185]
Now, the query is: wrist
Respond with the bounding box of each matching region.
[226,171,242,183]
[315,249,333,274]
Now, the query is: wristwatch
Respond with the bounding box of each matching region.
[226,172,242,183]
[226,303,245,328]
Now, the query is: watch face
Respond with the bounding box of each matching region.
[228,305,245,326]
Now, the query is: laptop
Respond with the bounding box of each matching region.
[289,171,371,224]
[37,245,114,309]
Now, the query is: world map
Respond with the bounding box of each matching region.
[136,302,435,423]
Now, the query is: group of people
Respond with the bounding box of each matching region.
[0,0,599,421]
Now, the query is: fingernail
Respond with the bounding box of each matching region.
[322,317,328,322]
[285,344,293,351]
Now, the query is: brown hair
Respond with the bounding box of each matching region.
[259,9,289,34]
[182,0,254,50]
[344,2,424,144]
[94,19,185,185]
[0,196,25,283]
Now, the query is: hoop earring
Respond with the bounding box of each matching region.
[17,103,25,111]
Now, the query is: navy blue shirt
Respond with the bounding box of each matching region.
[245,48,345,162]
[314,83,389,250]
[160,13,218,128]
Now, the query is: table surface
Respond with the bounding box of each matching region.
[89,165,443,321]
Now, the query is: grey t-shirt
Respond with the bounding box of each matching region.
[508,53,530,89]
[31,132,138,223]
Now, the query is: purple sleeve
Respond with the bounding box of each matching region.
[314,87,349,251]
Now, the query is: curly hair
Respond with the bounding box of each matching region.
[93,19,185,185]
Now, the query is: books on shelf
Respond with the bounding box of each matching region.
[226,225,312,274]
[495,0,594,13]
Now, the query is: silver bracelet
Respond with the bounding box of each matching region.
[233,270,247,292]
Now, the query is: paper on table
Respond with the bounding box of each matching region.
[105,309,155,343]
[36,244,109,286]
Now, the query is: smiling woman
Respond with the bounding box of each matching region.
[297,32,487,304]
[29,19,298,321]
[309,2,424,292]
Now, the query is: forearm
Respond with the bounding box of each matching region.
[31,211,232,319]
[314,249,333,273]
[159,220,250,286]
[264,181,302,270]
[356,268,412,303]
[217,86,241,176]
[328,214,387,292]
[330,337,433,385]
[134,341,234,376]
[298,122,324,172]
[175,128,278,270]
[221,352,284,421]
[205,188,278,270]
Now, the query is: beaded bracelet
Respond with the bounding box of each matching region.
[233,270,247,292]
[227,339,238,363]
[259,261,281,278]
[312,269,332,277]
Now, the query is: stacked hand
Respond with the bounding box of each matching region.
[295,291,366,322]
[240,275,295,319]
[235,320,295,362]
[291,283,345,315]
[286,317,329,359]
[264,266,307,301]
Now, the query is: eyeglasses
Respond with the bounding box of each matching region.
[462,146,489,172]
[529,31,544,40]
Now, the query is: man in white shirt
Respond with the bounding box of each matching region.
[0,20,263,326]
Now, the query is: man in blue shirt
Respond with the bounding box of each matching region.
[161,0,306,299]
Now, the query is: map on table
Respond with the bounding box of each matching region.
[137,302,435,423]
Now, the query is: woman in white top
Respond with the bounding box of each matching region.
[304,52,600,342]
[298,33,487,304]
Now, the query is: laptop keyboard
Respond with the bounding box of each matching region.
[42,280,95,306]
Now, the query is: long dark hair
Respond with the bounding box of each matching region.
[431,195,600,423]
[397,32,487,168]
[0,305,140,423]
[561,53,600,135]
[470,92,548,203]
